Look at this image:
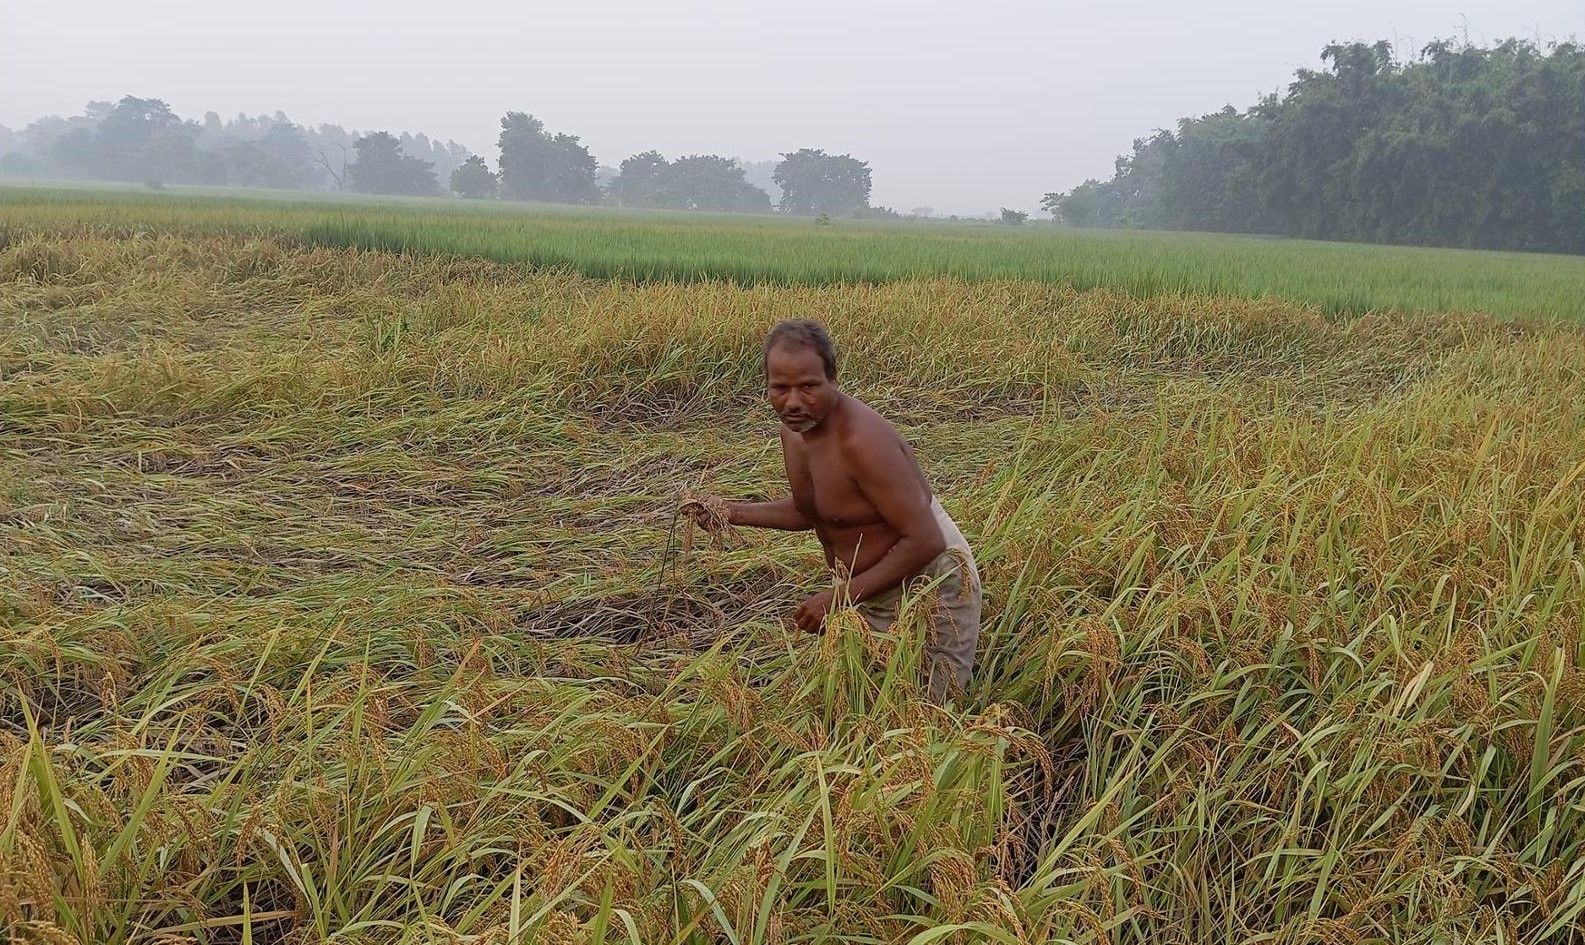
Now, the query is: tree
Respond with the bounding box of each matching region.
[1042,178,1130,227]
[50,128,99,176]
[449,155,497,198]
[347,131,439,196]
[668,155,770,212]
[999,208,1028,225]
[610,150,671,206]
[0,151,52,178]
[93,96,196,182]
[313,145,348,191]
[496,111,599,204]
[298,123,355,190]
[402,132,472,187]
[1133,106,1272,234]
[0,100,495,198]
[256,121,312,188]
[1037,38,1585,253]
[219,121,311,189]
[773,149,872,216]
[609,152,772,212]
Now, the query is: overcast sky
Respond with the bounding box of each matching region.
[3,0,1579,214]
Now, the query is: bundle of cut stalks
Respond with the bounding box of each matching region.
[677,489,738,554]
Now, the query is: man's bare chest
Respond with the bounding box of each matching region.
[790,446,881,528]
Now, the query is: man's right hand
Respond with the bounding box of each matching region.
[680,495,734,530]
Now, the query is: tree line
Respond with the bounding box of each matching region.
[0,99,879,218]
[1042,38,1585,254]
[0,99,473,195]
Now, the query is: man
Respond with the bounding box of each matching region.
[691,319,981,703]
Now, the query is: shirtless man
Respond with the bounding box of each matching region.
[694,319,982,703]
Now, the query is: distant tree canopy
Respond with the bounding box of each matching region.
[1043,39,1585,254]
[496,112,599,204]
[609,152,771,212]
[222,122,313,189]
[773,149,872,216]
[1,99,880,219]
[449,155,497,199]
[347,132,440,196]
[0,96,474,193]
[49,96,194,183]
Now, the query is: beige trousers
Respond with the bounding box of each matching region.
[853,498,982,703]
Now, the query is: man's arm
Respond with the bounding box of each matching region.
[727,497,814,530]
[842,441,946,605]
[730,426,815,530]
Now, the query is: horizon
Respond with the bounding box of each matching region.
[3,0,1578,214]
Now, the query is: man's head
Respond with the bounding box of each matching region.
[762,319,839,434]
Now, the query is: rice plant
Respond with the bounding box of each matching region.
[2,224,1583,943]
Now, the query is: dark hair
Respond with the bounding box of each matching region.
[762,319,837,380]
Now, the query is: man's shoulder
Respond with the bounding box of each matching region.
[835,396,905,451]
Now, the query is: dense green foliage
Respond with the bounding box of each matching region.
[347,131,441,197]
[1046,39,1585,254]
[774,148,874,217]
[610,152,772,212]
[496,112,601,205]
[449,155,499,199]
[6,184,1582,321]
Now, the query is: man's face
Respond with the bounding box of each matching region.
[766,342,838,434]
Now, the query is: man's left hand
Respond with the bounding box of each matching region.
[794,590,834,634]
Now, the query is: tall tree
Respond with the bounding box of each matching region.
[773,149,872,216]
[92,96,196,182]
[496,111,599,204]
[347,131,440,196]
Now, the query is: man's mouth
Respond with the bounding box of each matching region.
[784,413,810,424]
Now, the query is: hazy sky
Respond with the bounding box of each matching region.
[3,0,1579,214]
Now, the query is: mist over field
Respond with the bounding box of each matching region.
[1,0,1579,248]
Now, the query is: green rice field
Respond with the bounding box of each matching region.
[3,183,1582,320]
